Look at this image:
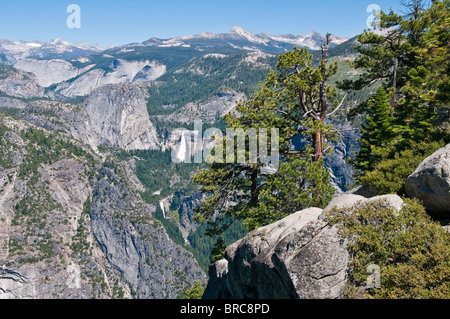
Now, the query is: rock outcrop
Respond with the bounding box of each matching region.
[56,59,166,97]
[405,143,450,216]
[178,192,205,240]
[71,84,160,151]
[203,193,404,299]
[89,164,207,299]
[0,65,44,99]
[14,58,89,88]
[324,121,359,194]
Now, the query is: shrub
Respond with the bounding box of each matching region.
[327,198,450,299]
[357,140,444,196]
[181,281,204,299]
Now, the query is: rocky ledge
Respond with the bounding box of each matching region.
[203,192,403,299]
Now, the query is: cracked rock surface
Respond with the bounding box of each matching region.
[203,192,405,299]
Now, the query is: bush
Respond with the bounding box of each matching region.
[181,281,204,299]
[357,141,444,196]
[327,198,450,299]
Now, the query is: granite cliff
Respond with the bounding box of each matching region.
[0,115,206,298]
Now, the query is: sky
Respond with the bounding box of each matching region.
[0,0,406,47]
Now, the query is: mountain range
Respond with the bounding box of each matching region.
[138,26,348,52]
[0,27,350,100]
[0,38,107,64]
[1,26,348,65]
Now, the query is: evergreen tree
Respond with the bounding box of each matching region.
[353,86,392,173]
[193,41,340,236]
[210,236,226,263]
[341,0,449,195]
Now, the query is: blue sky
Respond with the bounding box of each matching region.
[0,0,405,46]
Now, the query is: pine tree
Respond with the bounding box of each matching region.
[181,281,204,299]
[193,42,340,235]
[210,236,226,263]
[353,86,392,173]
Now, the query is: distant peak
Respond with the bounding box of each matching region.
[303,30,321,37]
[228,26,267,45]
[51,38,69,44]
[231,26,245,32]
[230,26,252,36]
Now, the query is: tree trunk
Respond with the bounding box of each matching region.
[390,58,398,114]
[313,33,331,162]
[319,33,331,121]
[312,129,323,162]
[250,164,258,205]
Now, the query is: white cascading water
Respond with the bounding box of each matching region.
[176,131,189,163]
[159,201,166,219]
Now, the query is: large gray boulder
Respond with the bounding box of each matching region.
[405,143,450,216]
[323,193,404,215]
[203,193,405,299]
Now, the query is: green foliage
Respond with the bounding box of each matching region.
[242,158,334,230]
[357,140,444,196]
[70,197,92,255]
[188,218,246,271]
[422,1,450,106]
[210,236,226,264]
[113,146,245,271]
[326,198,450,299]
[0,63,16,80]
[127,149,200,204]
[0,123,98,265]
[193,46,338,236]
[147,53,277,116]
[352,86,393,173]
[193,44,337,235]
[343,1,450,195]
[181,280,205,299]
[153,204,185,247]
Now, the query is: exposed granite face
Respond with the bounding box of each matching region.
[0,67,44,99]
[203,207,348,299]
[178,192,205,240]
[406,143,450,217]
[203,193,405,300]
[71,84,160,151]
[89,163,207,299]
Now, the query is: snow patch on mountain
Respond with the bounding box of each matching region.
[145,26,349,52]
[203,53,228,59]
[229,26,269,45]
[0,38,106,64]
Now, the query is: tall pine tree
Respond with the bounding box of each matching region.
[353,86,392,173]
[193,42,340,237]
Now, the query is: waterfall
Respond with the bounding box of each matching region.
[159,201,166,219]
[176,131,189,163]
